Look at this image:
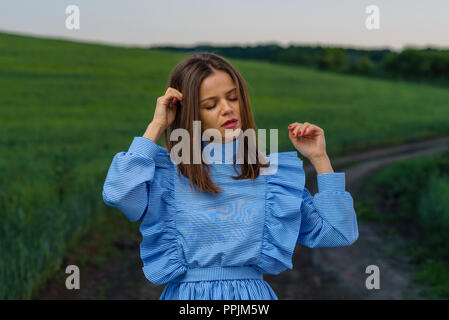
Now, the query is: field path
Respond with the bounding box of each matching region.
[36,135,449,299]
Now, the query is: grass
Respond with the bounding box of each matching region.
[1,30,449,299]
[31,208,140,299]
[414,260,449,299]
[356,150,449,299]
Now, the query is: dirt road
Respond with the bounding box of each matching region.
[36,135,449,300]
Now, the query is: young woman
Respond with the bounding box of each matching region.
[102,52,359,300]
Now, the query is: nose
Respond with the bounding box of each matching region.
[220,99,235,115]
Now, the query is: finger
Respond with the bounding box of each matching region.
[301,123,312,136]
[302,122,318,136]
[168,92,183,102]
[166,87,184,100]
[163,89,180,100]
[288,125,304,143]
[288,122,301,134]
[288,122,297,132]
[292,123,306,137]
[304,124,323,136]
[288,123,297,137]
[288,123,300,137]
[171,97,181,108]
[163,93,182,107]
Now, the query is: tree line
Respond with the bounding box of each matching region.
[152,44,449,86]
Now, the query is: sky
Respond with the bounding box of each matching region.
[1,0,448,51]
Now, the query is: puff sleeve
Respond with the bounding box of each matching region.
[297,172,359,248]
[102,136,162,222]
[257,151,359,276]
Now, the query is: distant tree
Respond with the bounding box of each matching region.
[150,43,448,84]
[357,55,374,75]
[382,49,449,81]
[318,48,347,70]
[277,47,313,66]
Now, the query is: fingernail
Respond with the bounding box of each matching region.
[292,133,295,136]
[298,131,301,135]
[288,125,292,128]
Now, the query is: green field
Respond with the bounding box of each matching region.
[1,31,449,299]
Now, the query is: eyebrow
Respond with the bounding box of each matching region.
[200,87,237,104]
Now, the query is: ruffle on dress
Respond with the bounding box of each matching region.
[255,151,306,275]
[139,146,188,285]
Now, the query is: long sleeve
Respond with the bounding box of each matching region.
[102,136,161,222]
[297,172,359,248]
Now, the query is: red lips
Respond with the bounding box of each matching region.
[222,118,238,127]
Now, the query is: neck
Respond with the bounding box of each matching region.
[201,138,239,164]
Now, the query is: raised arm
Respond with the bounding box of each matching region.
[103,87,182,222]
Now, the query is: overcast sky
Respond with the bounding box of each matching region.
[1,0,448,51]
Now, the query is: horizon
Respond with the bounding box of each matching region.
[2,29,447,54]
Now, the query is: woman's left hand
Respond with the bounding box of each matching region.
[288,122,328,161]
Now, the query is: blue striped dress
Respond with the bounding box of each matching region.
[102,136,359,300]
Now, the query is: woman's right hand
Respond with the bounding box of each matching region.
[151,87,183,131]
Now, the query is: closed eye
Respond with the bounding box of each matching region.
[206,97,238,110]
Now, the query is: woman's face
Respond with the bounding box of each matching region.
[199,70,242,143]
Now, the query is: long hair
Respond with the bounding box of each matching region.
[161,52,270,194]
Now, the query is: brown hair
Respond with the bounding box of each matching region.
[161,52,270,194]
